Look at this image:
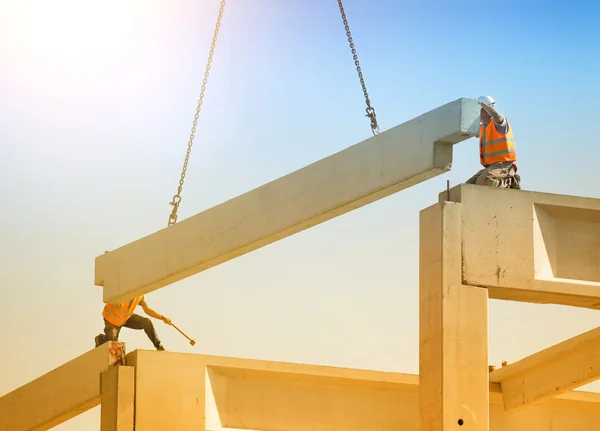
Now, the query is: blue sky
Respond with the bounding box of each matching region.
[1,1,599,428]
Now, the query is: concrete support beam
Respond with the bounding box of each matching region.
[0,342,125,431]
[101,365,135,431]
[126,350,600,431]
[442,184,600,309]
[419,201,489,430]
[490,326,600,411]
[95,97,481,303]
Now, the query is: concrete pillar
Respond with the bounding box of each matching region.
[101,365,135,431]
[419,201,489,430]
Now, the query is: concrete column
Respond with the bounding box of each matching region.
[419,201,489,430]
[101,365,135,431]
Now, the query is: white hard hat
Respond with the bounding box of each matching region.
[477,95,496,106]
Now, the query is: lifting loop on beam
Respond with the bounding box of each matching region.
[336,0,380,136]
[168,0,226,227]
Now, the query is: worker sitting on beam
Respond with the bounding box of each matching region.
[465,95,521,189]
[95,295,170,350]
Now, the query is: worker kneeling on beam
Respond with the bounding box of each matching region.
[95,295,170,351]
[465,95,521,189]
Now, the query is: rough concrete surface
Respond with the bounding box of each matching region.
[443,184,600,308]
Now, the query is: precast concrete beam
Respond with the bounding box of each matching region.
[96,98,481,303]
[490,326,600,410]
[441,184,600,309]
[0,342,125,431]
[126,350,600,431]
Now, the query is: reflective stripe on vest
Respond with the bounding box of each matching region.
[479,119,516,167]
[102,296,142,326]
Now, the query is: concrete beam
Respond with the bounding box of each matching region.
[0,342,126,431]
[126,350,600,431]
[419,201,489,430]
[442,184,600,309]
[96,97,481,303]
[490,326,600,410]
[101,365,135,431]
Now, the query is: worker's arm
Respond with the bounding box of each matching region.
[480,102,508,133]
[139,296,171,324]
[480,102,505,124]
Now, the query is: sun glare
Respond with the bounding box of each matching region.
[1,1,166,97]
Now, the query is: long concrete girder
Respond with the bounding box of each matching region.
[490,325,600,411]
[126,349,600,431]
[441,184,600,308]
[3,346,600,430]
[95,97,481,303]
[0,342,125,431]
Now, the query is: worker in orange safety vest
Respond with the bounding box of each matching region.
[94,295,170,351]
[465,95,521,189]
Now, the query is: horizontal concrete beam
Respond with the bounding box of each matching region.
[442,184,600,309]
[96,98,481,303]
[127,350,600,431]
[490,326,600,410]
[0,342,125,431]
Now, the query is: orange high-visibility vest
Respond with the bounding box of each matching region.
[102,296,143,326]
[479,119,516,167]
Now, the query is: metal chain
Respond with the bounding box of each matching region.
[336,0,380,135]
[168,0,226,227]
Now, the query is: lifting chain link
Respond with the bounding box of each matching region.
[336,0,380,135]
[168,0,226,227]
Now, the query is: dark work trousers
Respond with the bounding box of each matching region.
[104,314,162,347]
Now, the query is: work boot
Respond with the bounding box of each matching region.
[95,334,107,348]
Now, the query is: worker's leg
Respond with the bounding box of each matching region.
[95,319,121,347]
[104,319,122,341]
[124,314,165,350]
[475,168,491,185]
[476,162,520,189]
[511,172,522,189]
[465,169,484,184]
[95,334,107,347]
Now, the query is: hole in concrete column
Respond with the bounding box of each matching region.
[458,419,464,426]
